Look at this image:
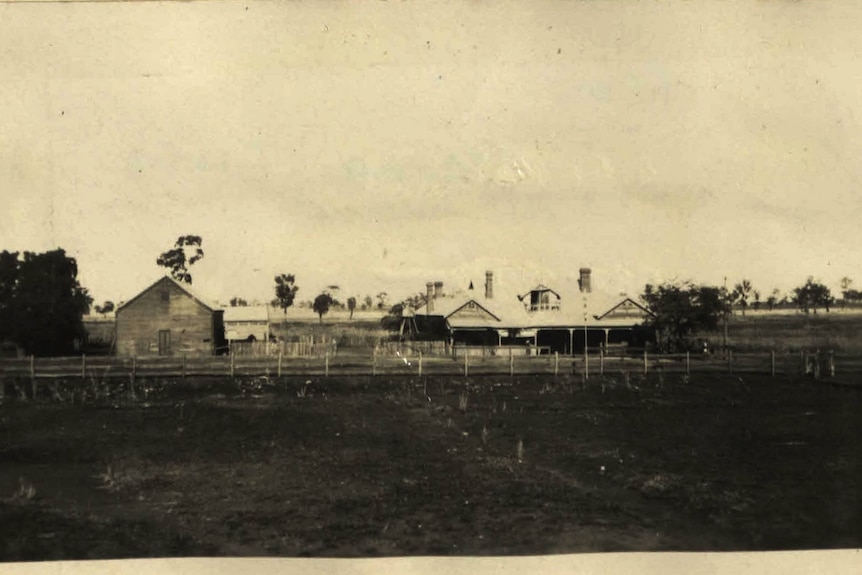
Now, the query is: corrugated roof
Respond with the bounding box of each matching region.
[223,306,270,323]
[416,280,649,330]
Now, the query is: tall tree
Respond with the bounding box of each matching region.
[793,277,833,314]
[274,274,299,315]
[156,235,204,284]
[312,292,334,323]
[732,279,753,316]
[0,249,92,356]
[347,296,357,320]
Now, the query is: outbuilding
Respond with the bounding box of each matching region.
[115,276,226,356]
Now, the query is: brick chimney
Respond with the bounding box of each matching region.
[426,282,434,313]
[578,268,592,293]
[434,281,443,300]
[485,271,494,300]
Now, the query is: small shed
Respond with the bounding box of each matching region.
[223,306,271,342]
[115,276,226,356]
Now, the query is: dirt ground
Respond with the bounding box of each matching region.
[1,372,860,560]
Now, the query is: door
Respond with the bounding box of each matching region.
[158,330,171,356]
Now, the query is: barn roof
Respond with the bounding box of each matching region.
[116,275,220,313]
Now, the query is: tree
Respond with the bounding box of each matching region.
[752,290,761,312]
[0,249,92,356]
[641,282,730,352]
[229,297,248,307]
[793,277,833,314]
[376,292,388,311]
[313,292,334,323]
[731,279,753,316]
[347,296,357,319]
[94,301,115,317]
[363,295,373,311]
[274,274,299,314]
[766,288,781,311]
[156,235,204,284]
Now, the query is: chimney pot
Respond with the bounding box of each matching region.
[434,281,443,300]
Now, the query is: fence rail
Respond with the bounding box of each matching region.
[0,348,849,382]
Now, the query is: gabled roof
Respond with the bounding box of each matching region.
[116,275,219,314]
[595,297,654,321]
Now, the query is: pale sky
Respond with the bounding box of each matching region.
[3,1,862,306]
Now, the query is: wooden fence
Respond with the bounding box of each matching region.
[0,348,850,385]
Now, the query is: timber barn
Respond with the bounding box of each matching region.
[115,276,226,356]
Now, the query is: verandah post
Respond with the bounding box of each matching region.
[643,349,648,375]
[464,352,469,378]
[418,352,423,377]
[278,352,283,377]
[509,348,514,377]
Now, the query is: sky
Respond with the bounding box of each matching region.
[3,1,862,307]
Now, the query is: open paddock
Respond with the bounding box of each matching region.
[1,371,860,559]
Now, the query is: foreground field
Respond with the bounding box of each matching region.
[1,373,860,560]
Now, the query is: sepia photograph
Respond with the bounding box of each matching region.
[1,1,861,573]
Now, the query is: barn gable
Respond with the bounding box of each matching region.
[115,276,225,356]
[595,297,653,322]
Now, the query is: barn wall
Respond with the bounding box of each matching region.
[116,278,216,356]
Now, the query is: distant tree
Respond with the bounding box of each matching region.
[312,292,334,323]
[793,277,833,314]
[229,297,248,307]
[156,235,204,284]
[274,274,299,315]
[94,301,115,317]
[752,290,761,312]
[347,296,357,319]
[731,279,753,316]
[376,292,388,311]
[766,289,780,312]
[641,282,730,352]
[0,249,92,356]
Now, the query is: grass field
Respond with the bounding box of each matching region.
[1,372,860,560]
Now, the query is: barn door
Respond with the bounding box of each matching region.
[158,330,171,356]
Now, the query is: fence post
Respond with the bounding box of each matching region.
[728,350,733,374]
[554,352,559,376]
[801,350,806,374]
[686,351,690,375]
[509,348,514,377]
[182,355,186,379]
[81,354,86,381]
[372,348,377,377]
[771,350,775,377]
[829,351,835,377]
[230,351,235,378]
[464,352,469,378]
[130,356,136,400]
[278,352,283,377]
[584,347,589,380]
[599,348,604,375]
[30,355,36,400]
[325,352,330,377]
[418,352,423,377]
[643,349,648,375]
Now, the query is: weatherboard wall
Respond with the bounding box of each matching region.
[115,277,219,357]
